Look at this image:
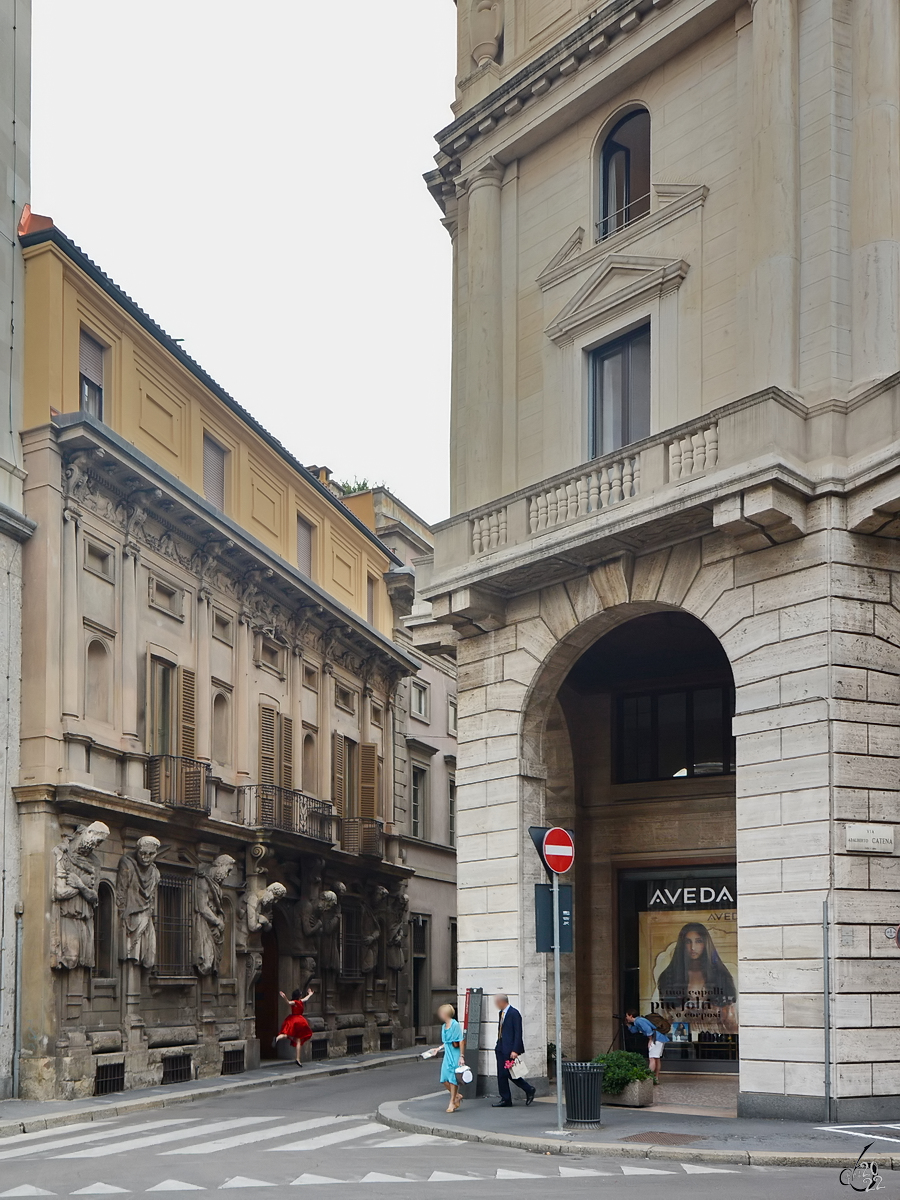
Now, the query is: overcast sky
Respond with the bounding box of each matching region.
[31,1,457,524]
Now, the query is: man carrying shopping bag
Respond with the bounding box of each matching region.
[492,993,536,1107]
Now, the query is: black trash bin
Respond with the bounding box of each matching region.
[562,1060,604,1129]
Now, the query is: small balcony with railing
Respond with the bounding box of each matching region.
[340,817,384,858]
[240,784,335,844]
[147,756,211,813]
[420,387,823,612]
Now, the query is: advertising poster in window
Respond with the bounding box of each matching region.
[639,884,738,1036]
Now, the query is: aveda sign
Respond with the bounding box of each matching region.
[648,885,735,908]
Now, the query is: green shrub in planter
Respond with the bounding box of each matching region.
[591,1050,651,1094]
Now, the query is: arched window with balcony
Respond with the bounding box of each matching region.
[598,109,651,240]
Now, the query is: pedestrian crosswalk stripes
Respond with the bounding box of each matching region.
[0,1121,199,1162]
[0,1106,765,1193]
[268,1122,387,1152]
[56,1118,271,1159]
[161,1115,361,1156]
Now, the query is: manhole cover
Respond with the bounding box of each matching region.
[619,1132,706,1145]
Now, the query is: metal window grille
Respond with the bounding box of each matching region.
[379,1032,393,1052]
[161,1053,193,1085]
[221,1047,245,1076]
[92,883,115,978]
[93,1061,125,1096]
[155,873,193,977]
[346,1035,364,1056]
[411,915,428,957]
[341,903,363,982]
[202,434,227,509]
[311,1038,328,1061]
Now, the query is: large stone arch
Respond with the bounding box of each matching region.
[456,539,755,1090]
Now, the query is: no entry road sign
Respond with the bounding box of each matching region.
[542,827,575,874]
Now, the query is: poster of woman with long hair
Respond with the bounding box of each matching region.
[640,912,738,1035]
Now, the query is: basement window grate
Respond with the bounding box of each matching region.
[311,1039,328,1061]
[93,1061,125,1096]
[221,1047,245,1076]
[380,1032,393,1052]
[346,1035,364,1056]
[161,1053,193,1085]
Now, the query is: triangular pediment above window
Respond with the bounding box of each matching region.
[546,254,690,344]
[536,227,585,285]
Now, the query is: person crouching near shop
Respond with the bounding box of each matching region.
[624,1009,669,1084]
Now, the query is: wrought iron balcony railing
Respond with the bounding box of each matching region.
[147,755,210,813]
[341,817,384,859]
[241,784,335,843]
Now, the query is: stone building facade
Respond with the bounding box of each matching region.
[419,0,900,1119]
[0,0,35,1100]
[15,217,417,1100]
[345,488,458,1042]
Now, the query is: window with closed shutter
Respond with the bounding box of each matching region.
[297,516,313,577]
[259,705,277,787]
[359,743,378,820]
[280,714,294,790]
[203,435,227,510]
[177,667,197,759]
[332,732,345,815]
[79,330,105,420]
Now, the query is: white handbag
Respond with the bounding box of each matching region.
[509,1057,529,1080]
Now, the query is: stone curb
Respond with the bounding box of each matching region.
[0,1049,423,1140]
[377,1097,894,1170]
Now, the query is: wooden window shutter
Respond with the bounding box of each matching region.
[332,732,345,815]
[177,667,197,758]
[259,705,277,787]
[79,330,104,387]
[297,516,313,576]
[359,743,378,820]
[203,434,226,510]
[279,714,294,790]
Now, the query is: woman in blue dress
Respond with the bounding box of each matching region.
[434,1003,464,1112]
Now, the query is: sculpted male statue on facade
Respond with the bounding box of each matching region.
[243,881,287,936]
[240,880,287,1006]
[51,821,110,970]
[115,836,161,968]
[385,882,409,974]
[362,884,389,978]
[296,859,325,979]
[194,854,235,975]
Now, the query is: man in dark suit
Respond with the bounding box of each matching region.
[493,993,536,1107]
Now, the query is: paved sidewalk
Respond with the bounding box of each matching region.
[379,1088,900,1170]
[0,1047,422,1138]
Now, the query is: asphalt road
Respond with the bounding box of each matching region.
[0,1061,869,1198]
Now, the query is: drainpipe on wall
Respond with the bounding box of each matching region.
[12,903,22,1099]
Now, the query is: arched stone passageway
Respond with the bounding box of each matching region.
[525,608,739,1073]
[446,535,900,1122]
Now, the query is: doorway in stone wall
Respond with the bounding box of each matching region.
[549,610,738,1073]
[255,925,281,1057]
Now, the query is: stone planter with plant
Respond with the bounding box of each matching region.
[592,1050,654,1107]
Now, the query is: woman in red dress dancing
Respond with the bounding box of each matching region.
[275,987,314,1066]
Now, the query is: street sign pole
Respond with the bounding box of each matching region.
[539,825,575,1137]
[552,867,564,1134]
